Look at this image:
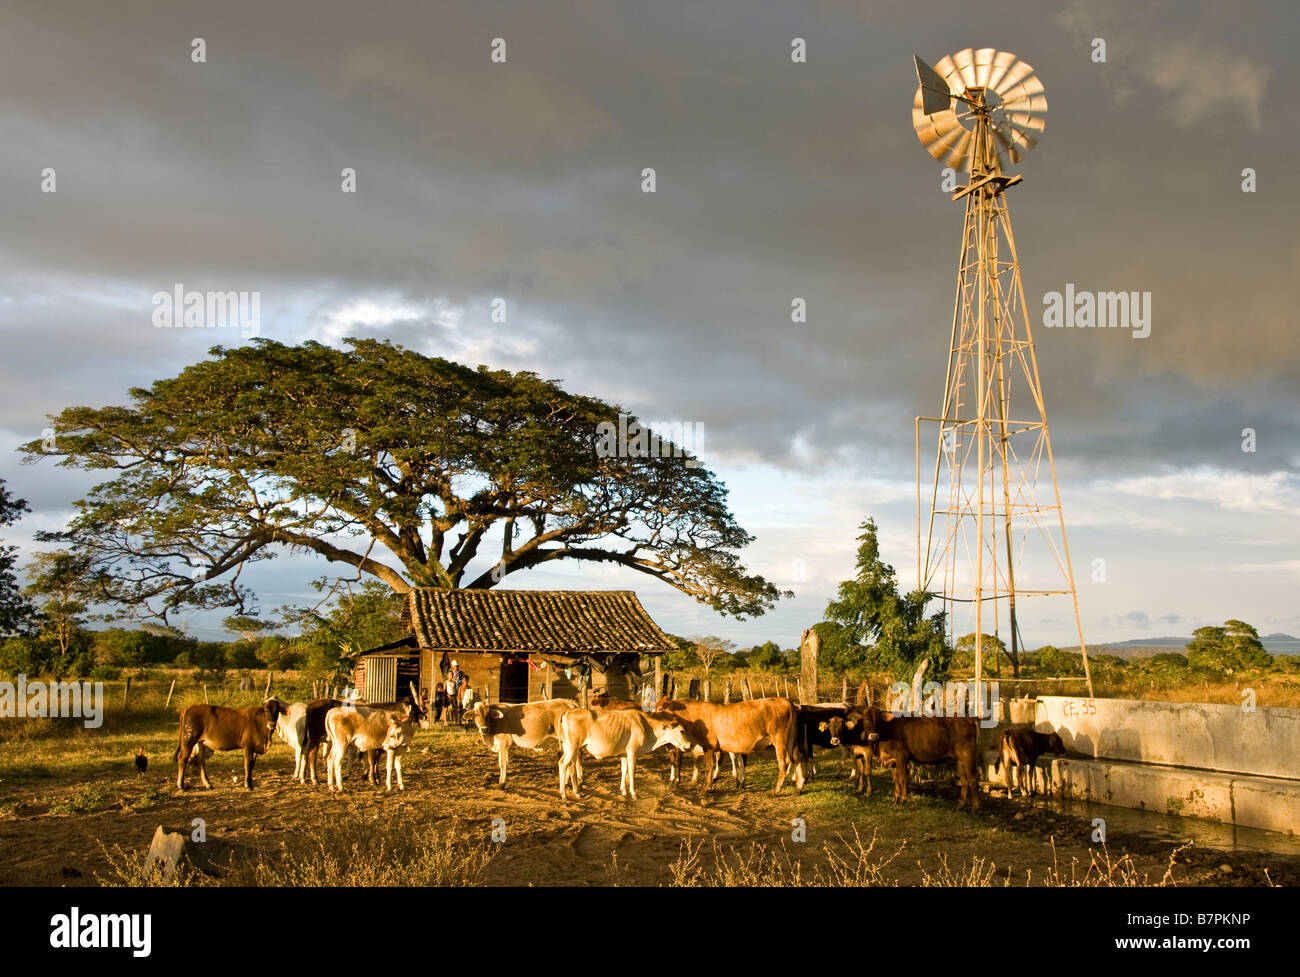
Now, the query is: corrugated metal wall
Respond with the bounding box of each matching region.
[362,655,397,703]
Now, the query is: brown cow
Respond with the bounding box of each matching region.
[998,727,1067,798]
[300,697,343,785]
[830,707,981,811]
[654,697,804,795]
[176,698,284,790]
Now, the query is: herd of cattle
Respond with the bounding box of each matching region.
[173,690,1071,809]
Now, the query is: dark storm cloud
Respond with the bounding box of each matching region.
[0,0,1296,487]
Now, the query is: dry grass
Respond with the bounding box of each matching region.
[667,827,904,887]
[96,814,496,887]
[244,815,495,887]
[666,831,1192,887]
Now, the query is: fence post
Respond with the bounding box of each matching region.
[842,676,848,702]
[799,627,820,705]
[122,676,132,707]
[703,679,711,703]
[264,671,273,698]
[724,677,732,704]
[742,677,753,700]
[202,683,209,704]
[165,679,176,709]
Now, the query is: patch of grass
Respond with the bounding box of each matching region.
[125,786,165,812]
[47,785,104,815]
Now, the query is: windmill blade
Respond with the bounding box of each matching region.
[990,123,1025,164]
[1005,112,1046,133]
[913,48,1046,170]
[914,55,953,116]
[951,48,978,90]
[984,51,1019,93]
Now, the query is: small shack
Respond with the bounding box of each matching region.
[354,589,676,705]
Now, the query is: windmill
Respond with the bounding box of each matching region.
[911,49,1093,697]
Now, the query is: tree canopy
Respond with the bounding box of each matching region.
[23,339,784,623]
[1187,620,1272,674]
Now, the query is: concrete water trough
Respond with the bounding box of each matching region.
[981,696,1299,835]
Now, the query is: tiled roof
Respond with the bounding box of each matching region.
[405,589,676,653]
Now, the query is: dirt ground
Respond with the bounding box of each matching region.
[1,723,1295,887]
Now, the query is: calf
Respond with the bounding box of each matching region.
[655,697,805,795]
[874,739,912,803]
[589,690,642,711]
[325,701,426,792]
[176,698,284,790]
[998,728,1067,798]
[468,698,579,787]
[558,708,691,800]
[830,707,981,811]
[797,703,854,782]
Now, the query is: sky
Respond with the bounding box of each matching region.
[0,0,1296,649]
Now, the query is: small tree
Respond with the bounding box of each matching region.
[821,519,948,680]
[689,635,736,678]
[223,614,277,643]
[748,640,784,672]
[24,550,93,658]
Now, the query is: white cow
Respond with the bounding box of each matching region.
[468,698,579,787]
[558,708,691,800]
[271,698,310,783]
[325,701,426,792]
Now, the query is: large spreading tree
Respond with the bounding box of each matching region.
[22,339,783,623]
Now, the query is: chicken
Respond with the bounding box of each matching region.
[134,746,148,778]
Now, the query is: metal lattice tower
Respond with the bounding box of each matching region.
[911,49,1093,695]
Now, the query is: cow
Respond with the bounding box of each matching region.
[998,727,1067,798]
[270,698,311,783]
[557,708,692,800]
[468,698,579,787]
[654,697,805,795]
[297,697,343,785]
[830,707,981,811]
[796,703,855,782]
[325,700,426,792]
[176,698,284,790]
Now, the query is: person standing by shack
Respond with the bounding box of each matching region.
[446,659,469,725]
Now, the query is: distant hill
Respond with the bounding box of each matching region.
[1047,633,1300,660]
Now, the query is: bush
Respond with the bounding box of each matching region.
[87,664,121,680]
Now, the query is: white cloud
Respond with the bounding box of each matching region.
[1097,468,1300,516]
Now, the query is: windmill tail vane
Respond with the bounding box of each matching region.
[911,48,1093,696]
